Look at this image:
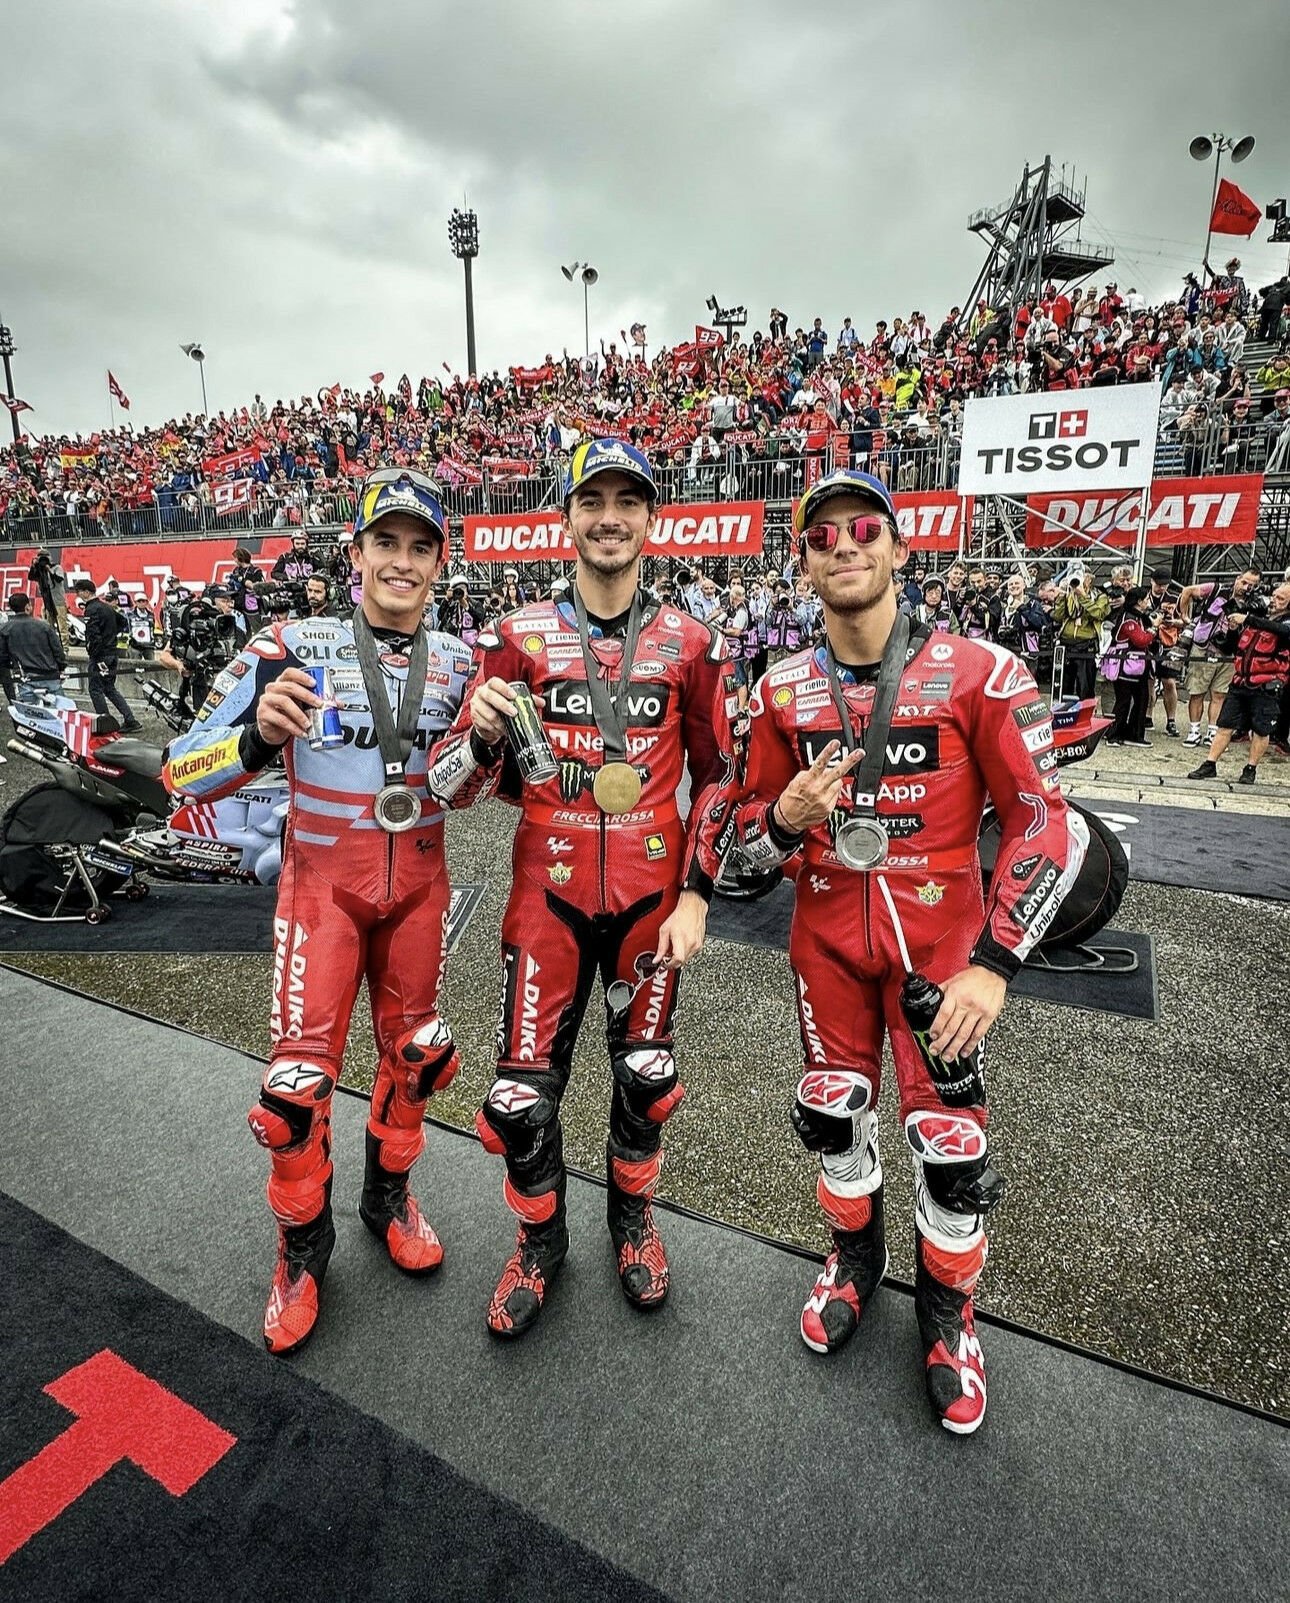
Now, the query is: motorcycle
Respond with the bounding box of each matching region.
[6,685,288,889]
[715,695,1127,952]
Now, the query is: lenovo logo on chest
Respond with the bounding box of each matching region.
[545,679,672,728]
[798,725,941,775]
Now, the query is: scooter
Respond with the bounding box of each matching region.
[7,687,288,886]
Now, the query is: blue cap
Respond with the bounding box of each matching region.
[794,469,897,534]
[563,438,658,504]
[353,469,448,544]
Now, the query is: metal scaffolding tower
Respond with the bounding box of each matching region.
[957,156,1114,330]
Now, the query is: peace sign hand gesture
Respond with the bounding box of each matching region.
[773,740,866,834]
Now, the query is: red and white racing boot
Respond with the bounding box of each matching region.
[486,1216,570,1338]
[800,1188,887,1354]
[359,1132,444,1275]
[915,1230,989,1435]
[263,1206,336,1356]
[607,1147,670,1309]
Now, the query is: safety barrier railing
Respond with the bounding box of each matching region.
[6,415,1289,552]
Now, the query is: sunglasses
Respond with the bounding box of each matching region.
[802,515,887,553]
[363,465,444,495]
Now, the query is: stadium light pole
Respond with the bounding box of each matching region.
[0,320,18,442]
[1189,131,1256,274]
[180,342,207,415]
[448,208,479,377]
[562,262,599,356]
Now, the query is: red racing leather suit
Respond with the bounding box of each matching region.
[426,594,735,1230]
[163,616,472,1232]
[695,633,1088,1342]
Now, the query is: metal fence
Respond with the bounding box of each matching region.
[5,414,1288,552]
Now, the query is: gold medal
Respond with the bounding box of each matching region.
[593,761,642,815]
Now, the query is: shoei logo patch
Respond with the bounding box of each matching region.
[1030,410,1088,441]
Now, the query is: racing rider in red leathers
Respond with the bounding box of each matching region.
[426,439,736,1338]
[164,470,470,1355]
[696,469,1088,1434]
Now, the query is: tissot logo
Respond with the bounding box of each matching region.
[975,437,1140,476]
[1030,410,1088,441]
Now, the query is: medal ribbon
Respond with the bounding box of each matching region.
[571,586,645,766]
[351,609,430,786]
[824,612,928,820]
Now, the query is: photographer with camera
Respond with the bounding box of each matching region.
[157,583,246,718]
[71,580,142,730]
[1053,568,1110,699]
[1178,567,1264,745]
[271,530,319,616]
[1188,581,1290,785]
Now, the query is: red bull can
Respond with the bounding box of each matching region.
[307,666,344,751]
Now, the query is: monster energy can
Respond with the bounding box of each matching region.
[504,682,558,784]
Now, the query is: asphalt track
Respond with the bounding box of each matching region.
[1,966,1285,1603]
[2,692,1288,1418]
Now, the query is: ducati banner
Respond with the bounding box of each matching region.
[1024,474,1264,549]
[1,535,294,608]
[790,491,966,554]
[463,501,766,561]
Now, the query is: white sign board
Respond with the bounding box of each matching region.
[959,387,1161,497]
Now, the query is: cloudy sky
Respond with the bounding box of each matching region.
[5,0,1288,436]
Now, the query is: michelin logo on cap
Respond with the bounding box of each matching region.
[564,438,658,502]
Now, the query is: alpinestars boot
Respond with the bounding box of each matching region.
[800,1187,887,1354]
[607,1146,670,1310]
[914,1230,989,1435]
[264,1196,336,1356]
[486,1211,570,1338]
[359,1131,444,1275]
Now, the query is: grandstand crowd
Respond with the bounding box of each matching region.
[3,263,1290,544]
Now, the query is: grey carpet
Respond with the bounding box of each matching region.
[0,966,1283,1603]
[1083,798,1290,901]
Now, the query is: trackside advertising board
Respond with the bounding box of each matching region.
[462,501,765,561]
[1,536,294,607]
[1024,474,1264,549]
[959,387,1161,496]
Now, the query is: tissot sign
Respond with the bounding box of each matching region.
[959,388,1161,496]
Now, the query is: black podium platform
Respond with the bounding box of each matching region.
[0,965,1284,1602]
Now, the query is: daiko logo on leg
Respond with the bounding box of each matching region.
[1029,410,1088,441]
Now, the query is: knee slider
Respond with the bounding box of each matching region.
[612,1047,684,1125]
[249,1060,335,1151]
[396,1015,460,1096]
[477,1075,560,1160]
[905,1109,1007,1240]
[792,1069,876,1154]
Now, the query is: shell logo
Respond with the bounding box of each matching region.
[772,686,794,708]
[522,634,545,655]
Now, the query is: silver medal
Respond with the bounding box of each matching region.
[374,785,422,833]
[834,816,889,871]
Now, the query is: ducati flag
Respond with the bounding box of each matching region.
[107,371,131,410]
[1,395,32,414]
[1209,179,1260,238]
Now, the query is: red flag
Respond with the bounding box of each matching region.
[370,371,385,385]
[695,325,725,351]
[107,371,131,410]
[1,395,32,414]
[1210,179,1260,238]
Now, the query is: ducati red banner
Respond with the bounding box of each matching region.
[463,501,765,561]
[1024,475,1263,549]
[1,535,294,609]
[790,491,967,554]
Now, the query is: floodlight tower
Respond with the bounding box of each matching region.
[448,207,480,377]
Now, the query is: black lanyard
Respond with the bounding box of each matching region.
[351,610,430,786]
[571,587,645,765]
[824,611,926,819]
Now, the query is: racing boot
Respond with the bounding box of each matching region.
[359,1130,444,1275]
[487,1207,569,1339]
[800,1186,887,1354]
[606,1143,670,1310]
[914,1227,989,1436]
[263,1191,336,1357]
